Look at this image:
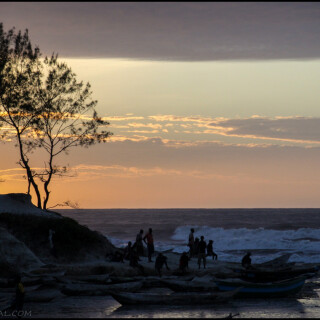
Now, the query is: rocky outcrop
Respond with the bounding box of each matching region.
[0,226,43,275]
[0,212,115,266]
[0,193,115,272]
[0,193,60,218]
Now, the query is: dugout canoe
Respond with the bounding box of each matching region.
[24,289,63,302]
[61,280,144,296]
[110,288,239,305]
[258,253,292,268]
[233,265,319,282]
[215,275,307,298]
[160,279,218,292]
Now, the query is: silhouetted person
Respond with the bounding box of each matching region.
[143,228,154,262]
[109,251,124,263]
[198,236,207,269]
[194,237,200,255]
[123,241,133,261]
[155,253,170,277]
[206,240,218,260]
[135,229,144,257]
[10,275,25,315]
[129,249,138,267]
[48,229,57,258]
[188,228,195,258]
[179,251,190,272]
[242,252,252,269]
[129,249,145,275]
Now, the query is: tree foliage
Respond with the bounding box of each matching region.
[0,24,43,207]
[0,24,112,209]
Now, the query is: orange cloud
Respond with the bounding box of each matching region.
[128,122,163,129]
[102,115,145,121]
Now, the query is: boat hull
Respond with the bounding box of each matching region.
[111,289,238,305]
[160,279,218,292]
[215,276,306,298]
[234,266,319,283]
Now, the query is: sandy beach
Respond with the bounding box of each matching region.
[1,250,320,318]
[1,196,320,318]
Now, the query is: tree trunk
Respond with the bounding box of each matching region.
[43,146,53,210]
[17,132,42,209]
[43,177,51,210]
[27,177,31,195]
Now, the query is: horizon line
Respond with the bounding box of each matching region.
[54,207,320,210]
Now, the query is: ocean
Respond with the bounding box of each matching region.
[57,208,320,264]
[26,208,320,318]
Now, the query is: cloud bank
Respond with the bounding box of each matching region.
[210,117,320,144]
[2,2,320,60]
[107,115,320,146]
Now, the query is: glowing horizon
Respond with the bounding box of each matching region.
[2,2,320,208]
[1,58,320,208]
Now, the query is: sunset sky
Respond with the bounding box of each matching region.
[1,2,320,208]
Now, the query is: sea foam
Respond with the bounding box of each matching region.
[170,225,320,263]
[108,225,320,263]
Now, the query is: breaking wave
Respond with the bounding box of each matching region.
[109,225,320,263]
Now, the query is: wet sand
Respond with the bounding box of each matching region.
[21,277,320,318]
[2,252,320,318]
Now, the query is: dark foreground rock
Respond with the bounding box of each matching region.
[0,194,116,274]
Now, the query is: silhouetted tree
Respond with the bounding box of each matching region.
[0,24,112,209]
[0,25,12,185]
[0,23,13,82]
[0,24,43,207]
[33,55,112,209]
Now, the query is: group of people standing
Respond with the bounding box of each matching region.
[111,227,253,277]
[117,228,169,276]
[188,228,218,269]
[116,227,219,276]
[135,228,154,262]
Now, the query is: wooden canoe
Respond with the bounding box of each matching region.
[160,279,218,292]
[24,289,63,302]
[233,265,319,282]
[61,280,144,296]
[111,289,239,305]
[215,275,306,298]
[258,253,292,268]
